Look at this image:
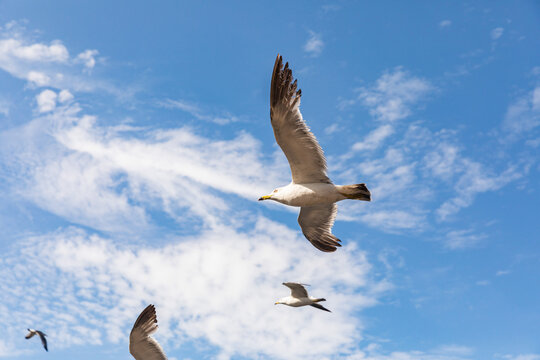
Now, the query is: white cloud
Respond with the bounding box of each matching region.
[491,27,504,40]
[0,38,69,62]
[159,99,239,125]
[360,210,425,231]
[36,89,57,112]
[345,343,474,360]
[444,229,486,249]
[352,125,394,152]
[502,85,540,139]
[0,101,287,232]
[499,355,540,360]
[76,49,99,69]
[58,89,74,103]
[340,68,432,122]
[0,98,8,117]
[321,4,341,13]
[304,31,324,57]
[423,143,460,180]
[0,23,126,96]
[325,123,341,135]
[437,160,524,221]
[26,70,51,86]
[439,20,452,28]
[496,270,510,276]
[0,224,388,359]
[333,105,527,235]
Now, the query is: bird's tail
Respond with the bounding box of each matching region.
[337,184,371,201]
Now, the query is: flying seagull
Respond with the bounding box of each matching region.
[275,282,331,312]
[259,54,371,252]
[129,304,168,360]
[25,329,48,351]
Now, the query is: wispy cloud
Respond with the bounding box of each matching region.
[351,124,395,152]
[444,229,486,250]
[339,67,433,122]
[304,31,324,57]
[0,97,10,117]
[498,355,540,360]
[502,84,540,141]
[345,343,474,360]
[436,160,524,221]
[335,68,529,236]
[0,97,286,232]
[158,98,240,125]
[491,27,504,40]
[439,20,452,28]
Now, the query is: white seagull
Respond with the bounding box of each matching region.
[275,282,331,312]
[129,304,168,360]
[25,328,48,351]
[259,54,371,252]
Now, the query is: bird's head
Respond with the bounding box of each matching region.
[258,188,282,202]
[274,297,287,305]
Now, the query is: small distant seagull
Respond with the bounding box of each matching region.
[275,282,331,312]
[259,54,371,252]
[129,304,168,360]
[25,328,48,351]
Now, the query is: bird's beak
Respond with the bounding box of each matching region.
[274,302,279,305]
[259,195,272,201]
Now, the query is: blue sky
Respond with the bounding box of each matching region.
[0,1,539,359]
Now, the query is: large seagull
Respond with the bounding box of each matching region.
[259,54,371,252]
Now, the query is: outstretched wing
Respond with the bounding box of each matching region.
[129,305,167,360]
[298,204,341,252]
[270,54,331,185]
[36,331,48,352]
[282,282,309,298]
[25,330,36,339]
[310,303,331,312]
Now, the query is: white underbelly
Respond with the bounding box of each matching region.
[284,183,343,207]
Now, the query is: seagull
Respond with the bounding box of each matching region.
[25,328,48,351]
[259,54,371,252]
[129,304,168,360]
[275,282,331,312]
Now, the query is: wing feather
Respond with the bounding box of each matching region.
[282,282,309,298]
[129,304,167,360]
[310,303,332,312]
[270,54,331,184]
[36,331,48,351]
[298,204,341,252]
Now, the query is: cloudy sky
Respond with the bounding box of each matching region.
[0,1,539,359]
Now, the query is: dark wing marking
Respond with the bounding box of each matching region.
[310,303,331,312]
[36,331,48,351]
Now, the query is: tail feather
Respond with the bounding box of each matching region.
[337,183,371,201]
